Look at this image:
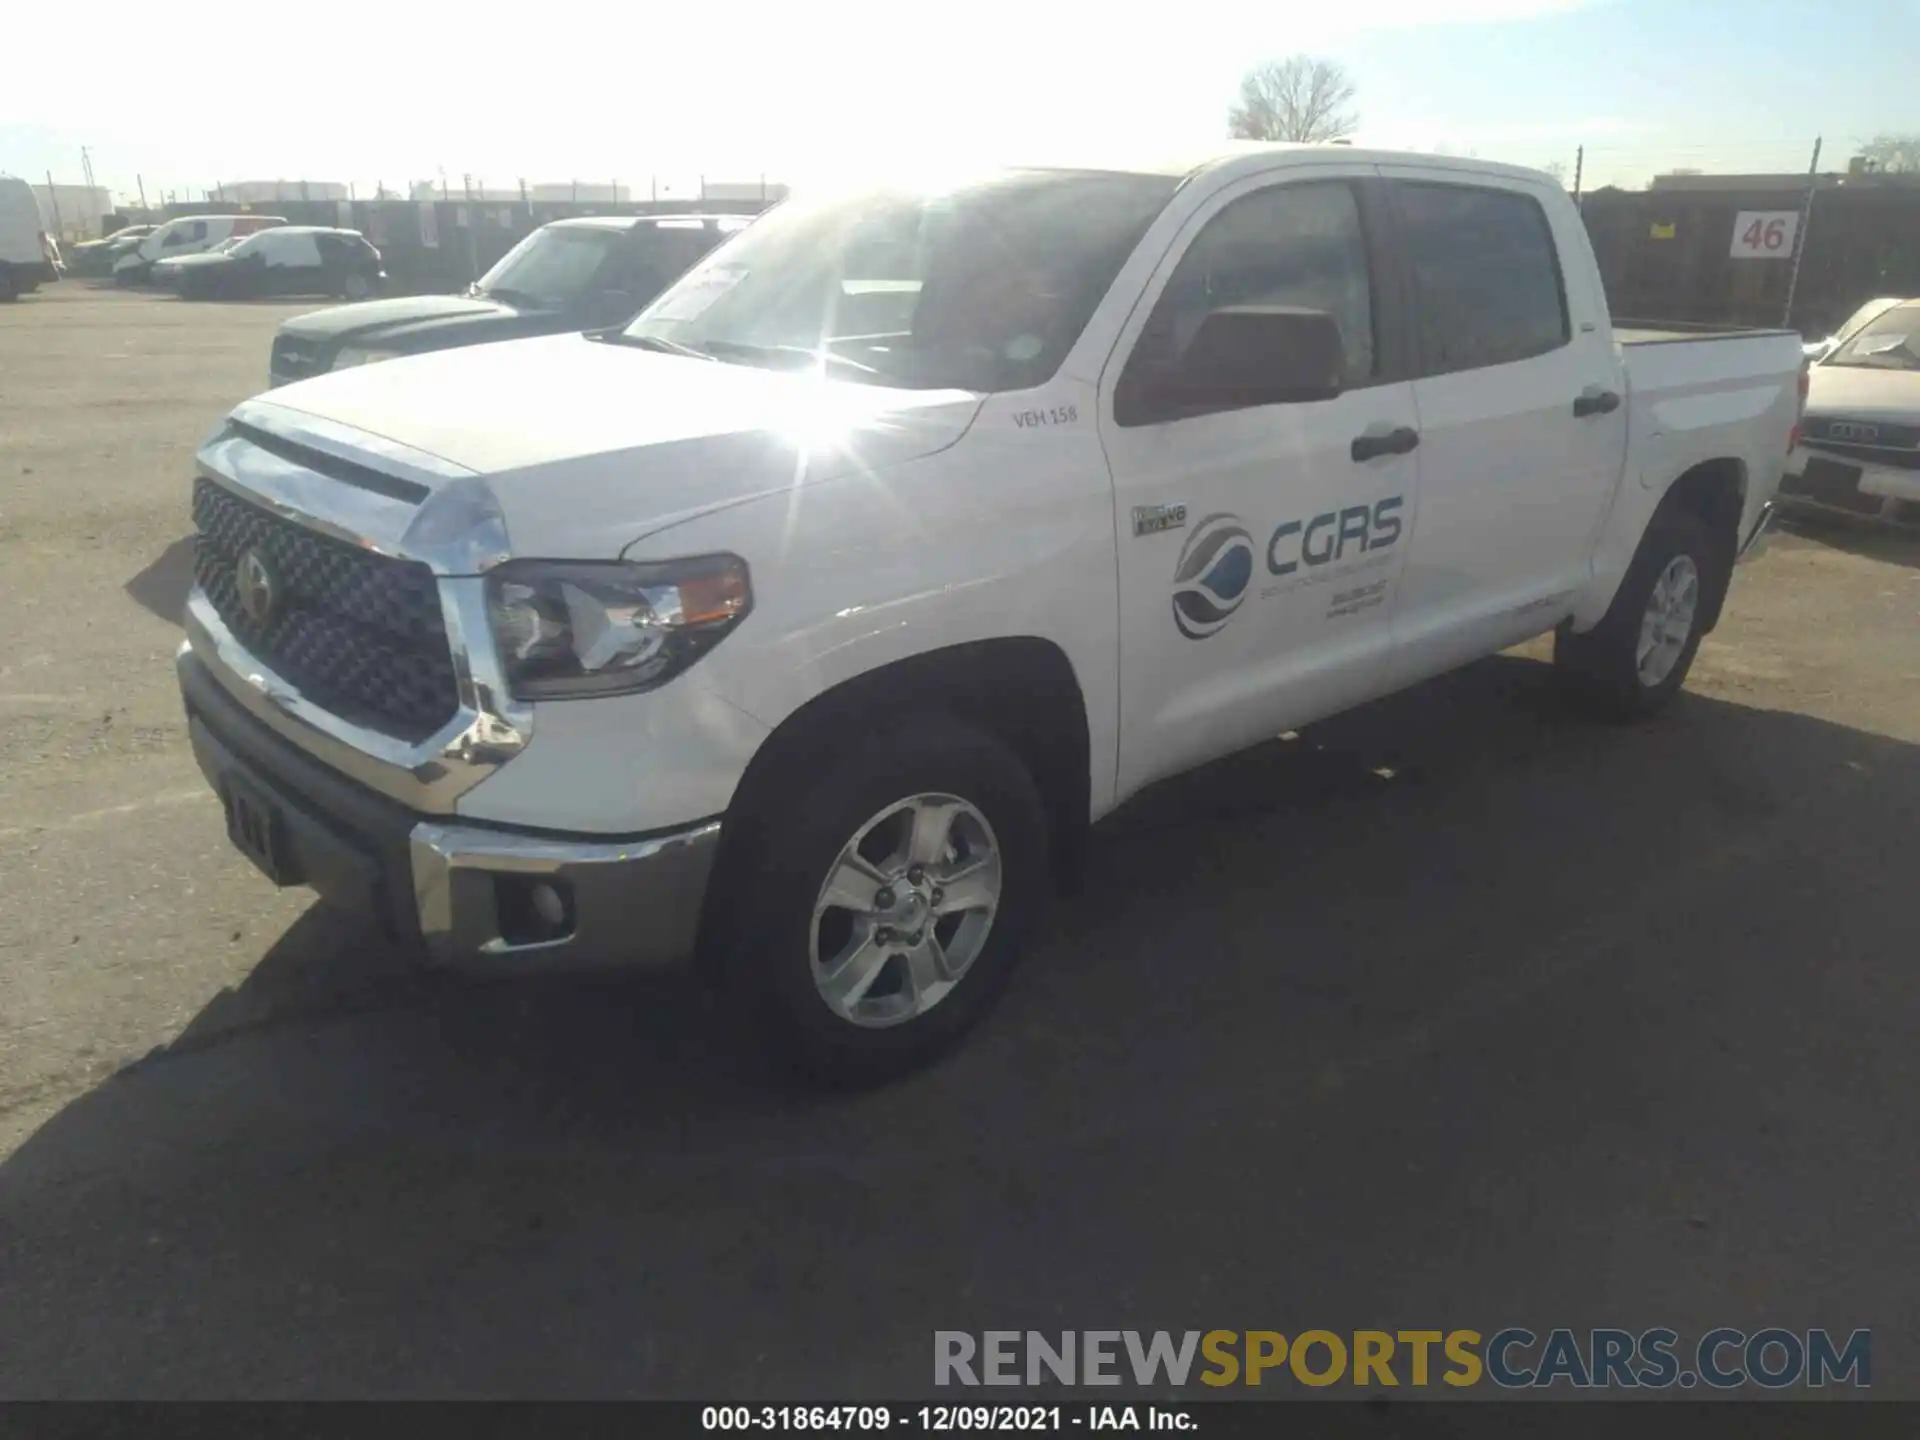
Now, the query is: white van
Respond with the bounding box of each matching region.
[0,174,58,301]
[113,213,286,285]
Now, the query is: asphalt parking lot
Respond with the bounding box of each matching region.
[2,284,1918,1399]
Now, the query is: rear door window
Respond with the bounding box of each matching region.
[1394,182,1568,374]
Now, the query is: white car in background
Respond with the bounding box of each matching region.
[113,213,285,284]
[1781,298,1920,527]
[0,172,60,300]
[1802,297,1903,364]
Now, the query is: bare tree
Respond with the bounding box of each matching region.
[1859,133,1920,173]
[1227,56,1358,143]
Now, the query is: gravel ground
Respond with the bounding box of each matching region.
[1,285,1917,1399]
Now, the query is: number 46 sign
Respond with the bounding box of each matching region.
[1731,210,1800,259]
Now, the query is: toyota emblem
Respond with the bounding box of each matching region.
[235,547,281,625]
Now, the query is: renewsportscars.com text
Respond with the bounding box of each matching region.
[934,1328,1871,1390]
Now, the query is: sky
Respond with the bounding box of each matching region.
[4,0,1918,206]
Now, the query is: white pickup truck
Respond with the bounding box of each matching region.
[177,146,1805,1079]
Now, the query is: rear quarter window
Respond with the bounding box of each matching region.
[1396,181,1569,375]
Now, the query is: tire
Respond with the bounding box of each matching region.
[1554,505,1721,721]
[724,715,1049,1085]
[341,272,372,301]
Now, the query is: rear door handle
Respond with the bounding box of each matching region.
[1351,426,1420,463]
[1573,387,1621,418]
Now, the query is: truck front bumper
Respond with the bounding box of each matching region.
[179,644,720,971]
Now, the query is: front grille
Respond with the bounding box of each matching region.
[192,477,460,741]
[270,334,330,383]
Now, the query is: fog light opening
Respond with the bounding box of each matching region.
[495,875,577,946]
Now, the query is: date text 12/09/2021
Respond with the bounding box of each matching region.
[702,1407,1186,1432]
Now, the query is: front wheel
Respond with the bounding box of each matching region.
[341,272,373,301]
[726,717,1049,1084]
[1554,507,1720,721]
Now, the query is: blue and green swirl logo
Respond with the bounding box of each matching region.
[1172,514,1254,640]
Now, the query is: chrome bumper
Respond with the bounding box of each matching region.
[179,642,720,972]
[410,816,720,970]
[1737,499,1776,563]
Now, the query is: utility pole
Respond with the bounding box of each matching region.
[1572,145,1584,205]
[136,174,148,210]
[1782,136,1823,330]
[44,171,63,238]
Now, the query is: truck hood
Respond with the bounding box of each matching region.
[242,332,985,556]
[277,293,547,349]
[1804,364,1920,423]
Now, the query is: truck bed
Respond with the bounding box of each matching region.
[1614,320,1801,346]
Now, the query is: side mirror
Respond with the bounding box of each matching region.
[1804,337,1837,364]
[1165,306,1346,408]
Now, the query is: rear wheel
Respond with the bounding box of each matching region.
[725,716,1048,1084]
[1555,506,1720,720]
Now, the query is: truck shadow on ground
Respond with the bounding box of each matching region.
[5,653,1920,1396]
[123,536,195,624]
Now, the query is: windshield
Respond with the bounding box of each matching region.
[210,236,249,255]
[622,170,1178,392]
[1827,305,1920,371]
[476,226,621,308]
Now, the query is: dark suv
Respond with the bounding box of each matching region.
[268,213,753,386]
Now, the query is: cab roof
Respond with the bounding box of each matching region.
[545,213,756,233]
[1017,142,1554,187]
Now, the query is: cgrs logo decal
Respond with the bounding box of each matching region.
[1171,497,1407,639]
[1172,514,1256,639]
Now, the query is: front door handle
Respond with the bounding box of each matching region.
[1573,386,1621,418]
[1351,425,1420,463]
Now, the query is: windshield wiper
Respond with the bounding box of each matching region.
[595,331,717,360]
[697,340,882,378]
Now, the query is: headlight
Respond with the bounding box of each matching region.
[485,556,752,700]
[332,346,397,370]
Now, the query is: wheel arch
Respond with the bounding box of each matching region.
[1655,456,1747,633]
[1578,452,1749,635]
[698,636,1093,964]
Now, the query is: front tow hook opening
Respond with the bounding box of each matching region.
[494,874,577,947]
